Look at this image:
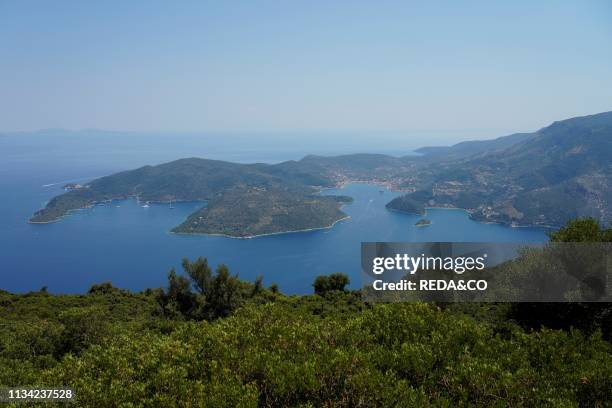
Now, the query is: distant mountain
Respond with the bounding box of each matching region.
[389,111,612,227]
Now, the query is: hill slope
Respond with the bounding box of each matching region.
[415,132,533,159]
[388,111,612,226]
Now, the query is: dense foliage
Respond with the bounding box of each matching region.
[313,273,351,296]
[1,282,611,404]
[1,289,610,407]
[509,218,612,340]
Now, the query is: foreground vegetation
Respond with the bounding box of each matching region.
[1,219,611,407]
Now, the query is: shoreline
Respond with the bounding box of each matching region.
[28,219,62,224]
[28,204,97,224]
[423,206,558,229]
[28,197,207,225]
[386,204,557,230]
[170,215,351,239]
[29,182,559,232]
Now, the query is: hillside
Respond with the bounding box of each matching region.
[388,111,612,227]
[414,132,533,159]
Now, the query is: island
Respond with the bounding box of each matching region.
[29,157,355,237]
[172,187,353,238]
[30,111,612,233]
[415,218,432,227]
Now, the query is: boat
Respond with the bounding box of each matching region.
[142,203,150,208]
[415,218,432,227]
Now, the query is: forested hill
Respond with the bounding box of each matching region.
[387,111,612,227]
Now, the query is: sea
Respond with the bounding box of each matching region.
[0,130,548,294]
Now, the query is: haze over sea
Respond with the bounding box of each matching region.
[0,131,547,294]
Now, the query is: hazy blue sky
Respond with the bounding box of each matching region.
[1,0,611,134]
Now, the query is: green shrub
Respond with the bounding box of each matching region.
[27,301,610,407]
[313,273,350,296]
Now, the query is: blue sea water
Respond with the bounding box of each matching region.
[0,132,548,294]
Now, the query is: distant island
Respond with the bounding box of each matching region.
[415,219,432,227]
[30,111,612,235]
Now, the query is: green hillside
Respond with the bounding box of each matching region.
[388,111,612,227]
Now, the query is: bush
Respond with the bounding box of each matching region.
[58,306,112,355]
[510,217,612,339]
[34,302,612,407]
[313,273,350,296]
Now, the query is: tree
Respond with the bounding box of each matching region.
[313,273,350,295]
[511,217,612,339]
[206,264,240,319]
[88,282,123,295]
[251,275,263,297]
[182,257,212,296]
[549,217,611,243]
[155,268,198,318]
[155,259,246,320]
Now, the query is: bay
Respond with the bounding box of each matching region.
[0,132,548,294]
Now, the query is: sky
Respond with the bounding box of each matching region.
[1,0,611,135]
